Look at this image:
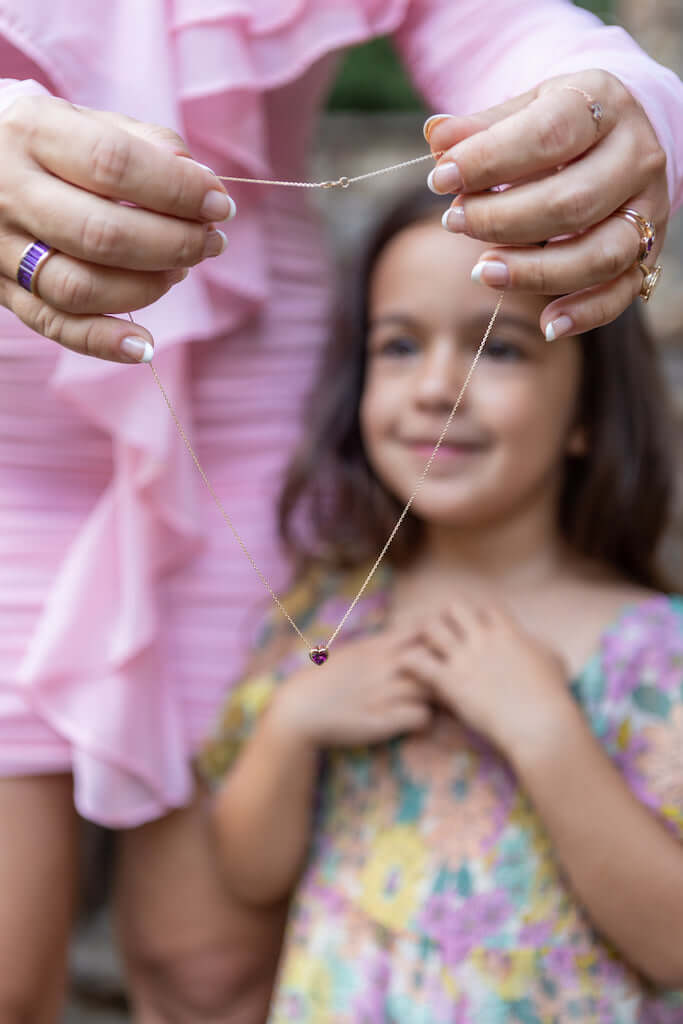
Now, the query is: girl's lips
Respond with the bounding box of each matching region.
[408,441,485,458]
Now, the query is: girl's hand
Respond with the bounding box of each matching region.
[0,95,235,362]
[426,69,669,340]
[268,629,433,750]
[400,596,574,757]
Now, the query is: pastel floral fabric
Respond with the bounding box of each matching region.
[199,566,683,1022]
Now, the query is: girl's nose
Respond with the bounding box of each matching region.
[414,338,467,408]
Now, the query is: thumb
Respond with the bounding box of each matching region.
[425,85,541,153]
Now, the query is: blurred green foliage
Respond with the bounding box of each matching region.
[325,0,615,111]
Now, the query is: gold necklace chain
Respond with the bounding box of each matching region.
[132,150,504,665]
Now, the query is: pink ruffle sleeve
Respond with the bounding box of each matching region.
[394,0,683,211]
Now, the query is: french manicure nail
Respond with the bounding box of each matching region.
[121,336,154,363]
[441,204,466,233]
[428,160,463,194]
[471,260,509,287]
[200,190,236,221]
[203,229,227,258]
[192,160,217,175]
[545,315,574,343]
[423,113,452,142]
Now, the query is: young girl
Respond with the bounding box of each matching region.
[199,189,683,1022]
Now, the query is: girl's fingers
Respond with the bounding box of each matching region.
[3,96,232,223]
[540,262,649,342]
[471,214,651,295]
[443,596,488,639]
[3,234,189,314]
[0,276,156,363]
[418,619,454,660]
[387,701,432,735]
[429,75,619,197]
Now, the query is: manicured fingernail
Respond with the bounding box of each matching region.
[200,190,236,221]
[423,114,452,142]
[203,229,227,258]
[545,315,574,343]
[471,261,509,287]
[441,204,466,233]
[121,337,154,363]
[192,160,217,175]
[428,160,463,194]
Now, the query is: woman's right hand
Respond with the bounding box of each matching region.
[267,628,433,749]
[0,94,235,363]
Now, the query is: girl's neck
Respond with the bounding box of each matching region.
[416,503,574,592]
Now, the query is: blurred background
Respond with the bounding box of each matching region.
[66,1,683,1019]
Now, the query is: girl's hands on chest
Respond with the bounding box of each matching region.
[399,595,580,758]
[268,626,434,750]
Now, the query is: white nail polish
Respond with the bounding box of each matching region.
[225,194,237,221]
[427,167,439,194]
[545,323,556,343]
[423,113,452,141]
[441,208,452,230]
[121,337,155,363]
[215,228,228,254]
[471,262,485,284]
[191,160,217,175]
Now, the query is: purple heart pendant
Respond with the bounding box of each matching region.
[309,646,329,666]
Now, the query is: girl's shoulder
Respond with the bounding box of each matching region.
[576,585,683,703]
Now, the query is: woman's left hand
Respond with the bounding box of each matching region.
[425,69,669,341]
[399,595,576,757]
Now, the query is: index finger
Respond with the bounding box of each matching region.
[428,81,614,196]
[11,97,231,223]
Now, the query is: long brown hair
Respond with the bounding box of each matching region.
[279,189,677,590]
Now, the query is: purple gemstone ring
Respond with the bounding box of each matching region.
[617,208,656,264]
[16,240,56,296]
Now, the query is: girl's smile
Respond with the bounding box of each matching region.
[360,218,587,529]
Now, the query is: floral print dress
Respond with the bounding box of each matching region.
[199,564,683,1023]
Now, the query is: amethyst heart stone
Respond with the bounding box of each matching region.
[309,646,329,666]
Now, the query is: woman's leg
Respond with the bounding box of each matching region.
[0,774,80,1023]
[115,774,288,1024]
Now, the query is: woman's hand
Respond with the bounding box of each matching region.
[399,595,575,758]
[0,95,235,362]
[268,628,433,750]
[425,69,669,340]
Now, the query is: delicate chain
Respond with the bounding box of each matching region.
[217,151,442,190]
[146,359,310,646]
[133,149,504,662]
[325,292,503,649]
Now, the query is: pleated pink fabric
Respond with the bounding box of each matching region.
[0,0,681,826]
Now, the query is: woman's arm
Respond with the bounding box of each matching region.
[394,0,682,210]
[507,710,683,989]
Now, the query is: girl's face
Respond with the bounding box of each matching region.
[360,218,586,530]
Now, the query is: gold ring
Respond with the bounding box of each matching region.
[617,207,656,263]
[638,262,662,303]
[562,85,604,132]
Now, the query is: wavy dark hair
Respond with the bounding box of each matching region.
[279,188,677,591]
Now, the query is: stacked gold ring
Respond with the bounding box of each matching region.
[638,262,662,303]
[616,207,656,263]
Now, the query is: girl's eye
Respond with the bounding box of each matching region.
[374,335,419,358]
[484,338,525,361]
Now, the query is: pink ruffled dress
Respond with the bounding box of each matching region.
[0,0,681,827]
